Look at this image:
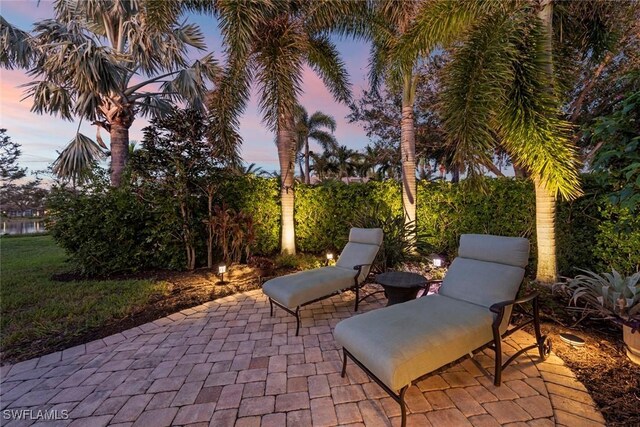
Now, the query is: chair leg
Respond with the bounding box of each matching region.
[493,333,503,386]
[354,284,360,312]
[533,297,552,360]
[295,307,300,336]
[399,386,408,427]
[341,348,348,378]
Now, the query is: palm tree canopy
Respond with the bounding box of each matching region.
[1,0,226,184]
[294,105,338,153]
[8,0,221,124]
[213,1,361,135]
[396,0,582,199]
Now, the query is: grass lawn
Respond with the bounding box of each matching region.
[0,235,168,363]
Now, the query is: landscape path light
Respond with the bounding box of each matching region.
[428,253,444,268]
[326,252,334,266]
[218,263,227,284]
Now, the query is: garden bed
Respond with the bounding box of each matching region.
[533,284,640,426]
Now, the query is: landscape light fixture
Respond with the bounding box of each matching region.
[326,252,334,266]
[428,253,444,268]
[218,263,227,284]
[559,332,586,347]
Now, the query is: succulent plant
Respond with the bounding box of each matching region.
[562,269,640,330]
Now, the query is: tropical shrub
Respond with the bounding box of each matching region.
[560,269,640,329]
[47,173,639,277]
[46,177,183,275]
[352,204,432,271]
[295,180,401,252]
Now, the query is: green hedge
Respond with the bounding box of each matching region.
[415,179,537,273]
[295,181,401,252]
[217,176,280,255]
[47,175,639,276]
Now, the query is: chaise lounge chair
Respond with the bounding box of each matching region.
[263,227,383,335]
[334,234,552,427]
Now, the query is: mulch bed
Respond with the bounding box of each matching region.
[532,284,640,426]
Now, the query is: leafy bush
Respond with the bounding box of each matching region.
[47,171,639,277]
[46,181,184,275]
[352,204,431,271]
[218,176,280,255]
[274,253,324,270]
[416,178,536,271]
[295,180,401,252]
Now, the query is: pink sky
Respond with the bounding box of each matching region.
[0,0,372,175]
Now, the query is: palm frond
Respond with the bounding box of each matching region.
[306,34,351,104]
[254,19,305,130]
[440,11,520,178]
[303,0,372,40]
[160,53,222,111]
[308,111,336,132]
[52,132,106,184]
[0,16,35,69]
[309,130,338,152]
[499,16,581,199]
[22,80,74,120]
[398,0,505,59]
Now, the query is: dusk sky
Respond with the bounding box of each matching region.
[0,0,373,176]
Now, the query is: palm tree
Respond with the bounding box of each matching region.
[330,145,359,180]
[368,0,422,236]
[400,0,623,283]
[294,105,338,184]
[310,151,339,181]
[0,0,220,187]
[211,2,367,254]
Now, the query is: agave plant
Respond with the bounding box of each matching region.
[563,269,640,329]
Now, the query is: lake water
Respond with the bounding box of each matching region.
[1,221,46,235]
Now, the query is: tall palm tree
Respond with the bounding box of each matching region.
[294,105,338,184]
[400,0,622,283]
[0,0,220,187]
[368,0,422,236]
[330,145,359,180]
[310,151,338,181]
[212,2,367,254]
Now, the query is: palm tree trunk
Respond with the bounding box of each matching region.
[401,72,417,236]
[109,120,130,187]
[534,177,557,283]
[304,136,310,184]
[278,115,296,254]
[535,0,558,283]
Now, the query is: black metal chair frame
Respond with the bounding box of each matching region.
[341,286,552,427]
[268,263,377,336]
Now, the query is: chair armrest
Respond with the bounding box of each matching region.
[490,292,539,314]
[352,264,373,282]
[353,263,372,272]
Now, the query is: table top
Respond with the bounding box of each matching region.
[376,271,428,289]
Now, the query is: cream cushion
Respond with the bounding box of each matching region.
[457,234,529,268]
[262,228,383,309]
[334,234,530,391]
[439,258,525,309]
[334,294,494,391]
[263,266,356,309]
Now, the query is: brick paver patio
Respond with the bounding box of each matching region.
[0,288,606,426]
